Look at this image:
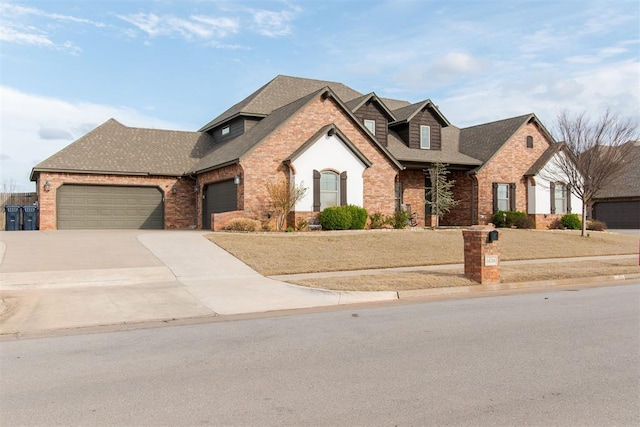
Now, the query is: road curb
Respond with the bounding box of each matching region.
[397,273,640,299]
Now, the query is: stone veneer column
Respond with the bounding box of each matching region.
[462,224,500,284]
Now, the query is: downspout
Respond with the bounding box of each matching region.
[188,174,199,229]
[468,171,478,225]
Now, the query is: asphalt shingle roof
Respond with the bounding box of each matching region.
[190,89,324,173]
[459,114,535,162]
[32,119,215,177]
[199,75,363,132]
[386,126,482,167]
[595,141,640,198]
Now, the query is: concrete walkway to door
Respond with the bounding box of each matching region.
[0,231,396,335]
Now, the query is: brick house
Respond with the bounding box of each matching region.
[30,75,580,230]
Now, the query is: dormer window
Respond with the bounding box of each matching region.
[222,126,230,136]
[364,119,375,135]
[420,125,431,149]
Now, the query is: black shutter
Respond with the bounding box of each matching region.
[340,171,348,206]
[509,183,516,211]
[492,183,498,213]
[313,170,321,212]
[550,182,556,214]
[566,184,572,213]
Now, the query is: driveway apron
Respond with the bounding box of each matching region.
[137,231,396,315]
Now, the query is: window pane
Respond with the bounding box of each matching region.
[497,183,509,211]
[555,183,566,213]
[364,119,375,135]
[321,192,338,208]
[320,172,338,191]
[320,171,339,209]
[420,125,430,149]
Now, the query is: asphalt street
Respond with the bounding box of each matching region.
[1,283,639,426]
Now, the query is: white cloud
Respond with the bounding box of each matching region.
[0,2,95,54]
[248,7,299,37]
[117,12,240,42]
[432,52,485,79]
[0,86,188,192]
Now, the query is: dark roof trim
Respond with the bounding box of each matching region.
[524,142,565,176]
[29,168,176,181]
[198,112,268,133]
[321,89,404,170]
[192,159,240,175]
[472,113,557,175]
[390,99,451,127]
[285,124,373,168]
[347,93,396,121]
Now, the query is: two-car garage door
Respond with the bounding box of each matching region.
[57,185,164,229]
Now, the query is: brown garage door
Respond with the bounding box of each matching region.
[57,185,164,229]
[202,180,237,229]
[592,200,640,229]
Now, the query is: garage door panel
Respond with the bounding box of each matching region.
[593,201,639,229]
[202,180,237,229]
[57,185,164,230]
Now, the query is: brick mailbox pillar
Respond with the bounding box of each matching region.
[462,225,500,284]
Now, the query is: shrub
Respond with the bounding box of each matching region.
[560,213,582,230]
[369,212,388,229]
[295,217,308,231]
[587,220,607,231]
[224,218,261,232]
[512,215,534,229]
[492,210,530,228]
[548,219,563,229]
[345,205,368,230]
[285,226,294,233]
[390,210,411,229]
[319,206,352,230]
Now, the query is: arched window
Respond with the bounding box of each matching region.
[320,171,339,209]
[526,135,533,148]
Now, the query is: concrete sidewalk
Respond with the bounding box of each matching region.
[0,231,395,335]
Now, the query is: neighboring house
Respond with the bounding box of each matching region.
[592,141,640,228]
[31,75,578,231]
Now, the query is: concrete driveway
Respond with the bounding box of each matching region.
[0,230,395,334]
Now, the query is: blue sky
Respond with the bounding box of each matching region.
[1,0,638,191]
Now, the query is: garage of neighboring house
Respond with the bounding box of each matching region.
[592,200,640,229]
[57,185,164,230]
[202,180,238,229]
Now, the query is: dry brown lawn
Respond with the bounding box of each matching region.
[207,228,638,276]
[287,258,639,291]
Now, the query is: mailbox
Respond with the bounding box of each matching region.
[487,229,499,243]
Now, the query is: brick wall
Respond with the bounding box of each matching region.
[475,122,551,224]
[399,170,426,226]
[36,172,196,230]
[239,94,399,227]
[441,171,473,226]
[196,164,243,229]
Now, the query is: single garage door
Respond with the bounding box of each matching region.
[592,200,640,229]
[57,185,164,229]
[203,180,237,229]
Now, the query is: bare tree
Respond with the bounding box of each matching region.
[265,178,308,231]
[425,163,459,227]
[552,109,639,236]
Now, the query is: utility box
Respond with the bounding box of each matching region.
[22,205,38,230]
[5,205,21,231]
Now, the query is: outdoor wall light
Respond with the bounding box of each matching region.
[172,184,178,194]
[234,174,242,185]
[44,180,51,192]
